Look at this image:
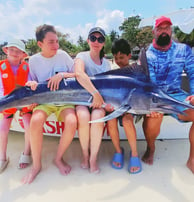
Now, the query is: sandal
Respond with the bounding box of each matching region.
[18,153,32,169]
[128,152,142,174]
[111,147,124,169]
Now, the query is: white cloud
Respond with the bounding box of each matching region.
[0,0,123,45]
[96,9,125,35]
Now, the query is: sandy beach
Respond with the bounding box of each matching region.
[0,131,194,202]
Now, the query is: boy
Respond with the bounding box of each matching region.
[0,39,37,173]
[22,24,77,184]
[107,39,142,174]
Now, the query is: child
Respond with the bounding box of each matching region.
[107,39,142,174]
[22,24,77,184]
[0,39,37,173]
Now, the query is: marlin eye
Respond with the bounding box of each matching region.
[152,96,158,103]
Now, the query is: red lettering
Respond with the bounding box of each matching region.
[56,121,64,135]
[18,117,24,129]
[44,121,56,134]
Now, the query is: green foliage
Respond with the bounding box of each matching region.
[1,15,194,59]
[174,26,194,47]
[136,26,153,48]
[104,35,112,54]
[25,39,40,56]
[0,42,7,60]
[119,15,141,48]
[109,30,119,42]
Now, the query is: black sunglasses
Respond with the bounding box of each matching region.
[89,35,105,43]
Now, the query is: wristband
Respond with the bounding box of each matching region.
[60,73,64,79]
[91,90,98,96]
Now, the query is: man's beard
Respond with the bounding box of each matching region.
[156,33,171,47]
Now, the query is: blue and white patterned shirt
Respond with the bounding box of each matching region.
[147,41,194,95]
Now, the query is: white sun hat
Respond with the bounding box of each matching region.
[2,38,28,55]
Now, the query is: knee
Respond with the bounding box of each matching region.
[92,109,105,120]
[31,111,47,126]
[65,115,77,129]
[77,111,90,126]
[122,114,133,125]
[143,119,162,135]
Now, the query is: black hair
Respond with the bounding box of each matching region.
[35,24,57,42]
[111,39,131,55]
[100,47,105,59]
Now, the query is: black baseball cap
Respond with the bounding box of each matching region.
[88,27,106,38]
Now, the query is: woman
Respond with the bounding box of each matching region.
[75,27,111,173]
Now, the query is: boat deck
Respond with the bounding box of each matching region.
[0,131,194,202]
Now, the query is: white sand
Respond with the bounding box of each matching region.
[0,131,194,202]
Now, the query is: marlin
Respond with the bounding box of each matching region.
[0,49,193,122]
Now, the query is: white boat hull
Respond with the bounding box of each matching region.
[10,112,191,139]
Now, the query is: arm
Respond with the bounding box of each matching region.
[74,58,104,108]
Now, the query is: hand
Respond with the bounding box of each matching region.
[90,92,104,109]
[146,111,163,118]
[27,103,38,110]
[25,81,38,91]
[186,95,194,105]
[47,73,62,91]
[104,103,114,112]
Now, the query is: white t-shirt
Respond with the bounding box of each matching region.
[29,49,74,82]
[76,51,111,76]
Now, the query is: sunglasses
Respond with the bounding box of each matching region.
[89,35,105,43]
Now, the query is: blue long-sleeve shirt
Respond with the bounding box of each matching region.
[147,41,194,95]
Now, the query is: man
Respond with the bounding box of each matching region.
[142,16,194,173]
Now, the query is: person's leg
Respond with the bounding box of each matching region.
[90,108,105,173]
[19,113,32,169]
[76,106,90,169]
[178,109,194,173]
[187,122,194,173]
[22,110,48,184]
[107,118,123,168]
[142,115,163,165]
[123,114,141,173]
[0,115,12,161]
[123,114,137,157]
[107,119,121,153]
[54,108,77,175]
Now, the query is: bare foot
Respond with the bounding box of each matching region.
[19,163,29,169]
[142,147,155,165]
[54,158,71,175]
[22,167,41,184]
[89,158,100,174]
[187,159,194,174]
[81,157,89,169]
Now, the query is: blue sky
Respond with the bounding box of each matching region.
[0,0,193,44]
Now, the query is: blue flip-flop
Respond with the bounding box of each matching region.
[111,147,124,169]
[128,152,142,174]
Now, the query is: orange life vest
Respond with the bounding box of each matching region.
[0,59,30,115]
